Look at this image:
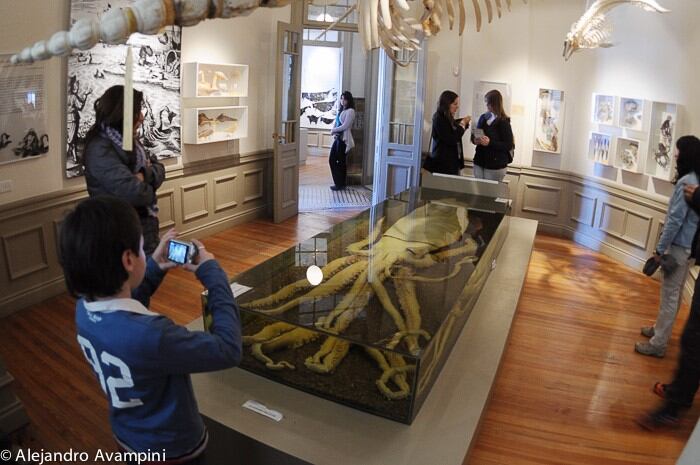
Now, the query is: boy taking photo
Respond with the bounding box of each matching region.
[59,196,241,464]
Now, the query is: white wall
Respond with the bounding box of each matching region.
[0,1,289,204]
[425,0,700,199]
[181,6,289,163]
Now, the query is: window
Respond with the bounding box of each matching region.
[304,0,358,31]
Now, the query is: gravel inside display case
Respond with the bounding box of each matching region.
[202,187,509,424]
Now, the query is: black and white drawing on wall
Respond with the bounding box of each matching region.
[65,0,181,178]
[618,97,644,131]
[534,89,564,154]
[593,94,615,125]
[616,137,641,172]
[0,55,49,165]
[300,45,342,130]
[588,132,612,165]
[646,102,678,181]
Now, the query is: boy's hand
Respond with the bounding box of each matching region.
[153,229,179,271]
[183,239,215,273]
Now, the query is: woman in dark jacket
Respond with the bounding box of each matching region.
[83,85,165,255]
[472,89,514,182]
[424,90,471,175]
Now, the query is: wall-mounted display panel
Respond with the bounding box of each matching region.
[183,106,248,144]
[0,55,49,165]
[592,94,616,126]
[533,88,565,154]
[645,102,679,181]
[588,132,613,166]
[615,136,643,173]
[618,97,645,132]
[183,62,249,98]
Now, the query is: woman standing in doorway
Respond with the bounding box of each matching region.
[472,89,514,182]
[425,90,471,175]
[329,91,355,191]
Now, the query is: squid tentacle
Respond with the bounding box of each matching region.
[253,261,366,316]
[241,255,358,309]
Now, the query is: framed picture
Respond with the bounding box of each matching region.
[533,88,565,154]
[588,132,613,166]
[592,94,615,125]
[618,97,645,131]
[645,102,679,181]
[0,54,49,166]
[616,137,642,172]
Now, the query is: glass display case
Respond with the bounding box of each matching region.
[202,186,509,424]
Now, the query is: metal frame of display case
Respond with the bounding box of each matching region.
[202,182,510,424]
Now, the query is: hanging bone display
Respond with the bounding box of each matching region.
[11,0,527,65]
[563,0,670,61]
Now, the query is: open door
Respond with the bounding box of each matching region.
[372,47,426,204]
[273,22,302,223]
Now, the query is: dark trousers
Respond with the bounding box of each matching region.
[329,138,347,188]
[141,215,160,256]
[666,276,700,408]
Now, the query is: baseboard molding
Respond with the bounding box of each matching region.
[0,276,68,318]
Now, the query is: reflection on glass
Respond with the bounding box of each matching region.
[306,0,357,25]
[389,50,418,145]
[206,187,508,423]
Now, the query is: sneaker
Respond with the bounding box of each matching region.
[641,326,655,338]
[635,341,665,358]
[636,408,679,431]
[330,186,340,191]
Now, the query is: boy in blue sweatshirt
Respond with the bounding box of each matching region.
[58,196,241,464]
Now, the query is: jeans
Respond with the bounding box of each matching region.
[650,245,692,349]
[473,165,507,182]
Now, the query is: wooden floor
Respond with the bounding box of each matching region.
[0,211,698,464]
[300,154,332,186]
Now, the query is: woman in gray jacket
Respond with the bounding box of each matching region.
[83,85,165,255]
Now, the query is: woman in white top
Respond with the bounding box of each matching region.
[329,91,356,191]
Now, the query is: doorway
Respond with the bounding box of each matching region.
[297,11,375,212]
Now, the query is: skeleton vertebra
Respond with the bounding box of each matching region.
[563,0,669,61]
[12,0,527,65]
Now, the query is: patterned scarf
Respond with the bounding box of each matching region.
[101,123,158,217]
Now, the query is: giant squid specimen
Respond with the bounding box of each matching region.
[563,0,669,61]
[12,0,528,65]
[240,200,480,399]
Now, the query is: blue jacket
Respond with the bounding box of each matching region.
[656,172,700,253]
[75,258,241,458]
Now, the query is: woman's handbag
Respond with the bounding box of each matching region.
[423,135,437,172]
